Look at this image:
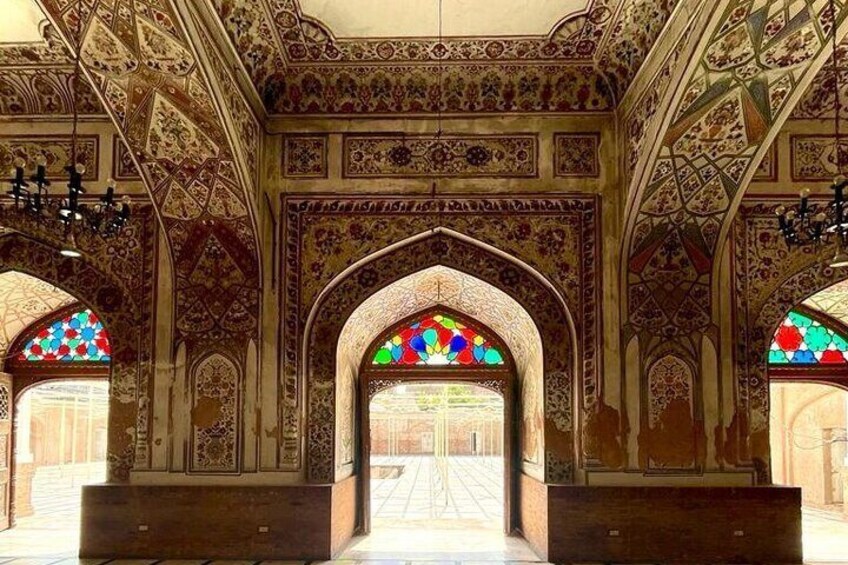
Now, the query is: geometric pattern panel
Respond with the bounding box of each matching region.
[0,271,76,359]
[18,308,111,362]
[804,279,848,326]
[283,135,328,179]
[554,133,600,177]
[626,0,848,337]
[372,312,505,366]
[769,310,848,364]
[40,0,261,351]
[344,135,538,178]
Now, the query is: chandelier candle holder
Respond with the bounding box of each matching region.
[4,0,131,258]
[6,157,131,258]
[776,178,848,268]
[777,0,848,268]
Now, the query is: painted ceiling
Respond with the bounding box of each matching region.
[0,270,76,359]
[298,0,590,38]
[804,280,848,326]
[1,0,45,44]
[1,0,843,120]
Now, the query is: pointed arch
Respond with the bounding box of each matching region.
[304,230,576,484]
[365,306,511,369]
[6,302,111,375]
[0,234,140,481]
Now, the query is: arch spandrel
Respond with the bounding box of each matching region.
[0,234,142,481]
[624,0,848,340]
[37,0,262,357]
[305,232,575,484]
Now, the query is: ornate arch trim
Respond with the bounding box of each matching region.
[304,231,576,484]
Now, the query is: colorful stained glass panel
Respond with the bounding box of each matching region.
[372,313,505,366]
[769,310,848,364]
[18,308,111,362]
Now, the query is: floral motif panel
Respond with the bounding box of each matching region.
[18,309,111,362]
[0,136,98,181]
[372,313,505,366]
[790,135,848,181]
[191,354,240,473]
[769,310,848,364]
[112,135,140,181]
[283,135,328,178]
[344,135,537,178]
[554,133,600,177]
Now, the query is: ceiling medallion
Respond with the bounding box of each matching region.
[4,0,131,259]
[776,0,847,268]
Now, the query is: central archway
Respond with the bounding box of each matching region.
[303,231,575,558]
[356,305,519,534]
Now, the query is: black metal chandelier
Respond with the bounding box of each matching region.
[777,0,848,267]
[4,0,130,258]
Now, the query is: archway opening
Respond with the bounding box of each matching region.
[326,264,547,559]
[0,270,112,559]
[768,301,848,562]
[370,383,504,530]
[9,381,109,558]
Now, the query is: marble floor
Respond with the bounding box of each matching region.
[370,455,503,529]
[1,459,848,564]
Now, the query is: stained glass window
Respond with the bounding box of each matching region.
[769,310,848,365]
[372,313,505,366]
[18,309,111,362]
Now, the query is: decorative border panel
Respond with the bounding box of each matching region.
[0,135,98,181]
[753,142,778,182]
[280,196,601,480]
[790,135,846,181]
[343,134,538,178]
[554,133,600,178]
[283,135,328,179]
[112,135,141,181]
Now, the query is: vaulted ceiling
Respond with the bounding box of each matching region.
[0,270,75,359]
[209,0,681,114]
[0,0,689,117]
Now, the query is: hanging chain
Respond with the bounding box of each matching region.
[71,0,84,168]
[832,0,842,175]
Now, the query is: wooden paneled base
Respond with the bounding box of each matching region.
[80,477,357,560]
[519,474,802,564]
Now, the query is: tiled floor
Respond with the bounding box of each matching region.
[370,455,503,529]
[2,459,848,563]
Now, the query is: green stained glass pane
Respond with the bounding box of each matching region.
[834,334,848,350]
[374,349,392,365]
[788,311,812,327]
[769,350,787,363]
[804,326,832,351]
[484,349,504,364]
